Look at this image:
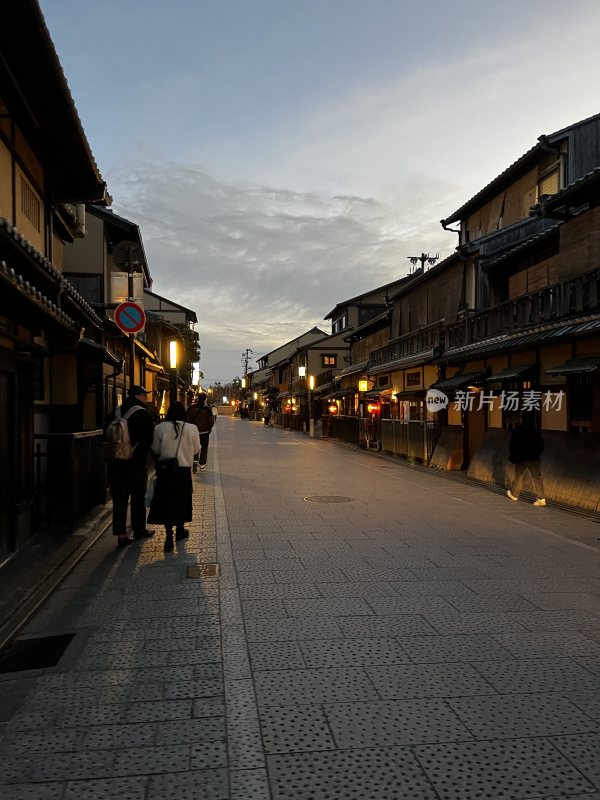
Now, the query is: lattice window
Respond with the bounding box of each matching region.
[20,176,41,231]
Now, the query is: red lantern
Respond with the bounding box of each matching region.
[367,402,380,415]
[328,403,338,414]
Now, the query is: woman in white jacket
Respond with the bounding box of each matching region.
[148,401,200,551]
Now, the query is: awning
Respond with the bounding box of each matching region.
[546,356,600,376]
[335,360,369,378]
[394,390,427,400]
[78,337,122,368]
[133,339,163,371]
[323,387,357,399]
[486,364,534,382]
[368,350,435,375]
[430,371,486,391]
[313,381,334,394]
[364,387,393,399]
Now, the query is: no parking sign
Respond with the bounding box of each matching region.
[114,302,146,334]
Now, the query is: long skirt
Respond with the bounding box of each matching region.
[147,466,193,526]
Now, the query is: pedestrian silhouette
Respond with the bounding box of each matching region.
[506,411,546,506]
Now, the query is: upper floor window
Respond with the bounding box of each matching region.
[537,158,565,201]
[332,314,347,334]
[321,354,337,367]
[20,175,41,231]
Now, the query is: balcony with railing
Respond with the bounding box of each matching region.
[315,369,340,388]
[368,322,443,371]
[446,267,600,350]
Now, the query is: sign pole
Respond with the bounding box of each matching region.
[113,302,146,394]
[127,245,136,391]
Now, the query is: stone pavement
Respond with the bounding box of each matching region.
[1,415,600,799]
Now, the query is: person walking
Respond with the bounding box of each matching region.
[186,392,215,472]
[148,401,200,552]
[506,411,547,506]
[106,385,155,548]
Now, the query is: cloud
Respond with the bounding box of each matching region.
[252,12,600,201]
[111,161,456,378]
[99,2,599,383]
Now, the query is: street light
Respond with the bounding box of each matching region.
[169,339,178,403]
[308,374,315,438]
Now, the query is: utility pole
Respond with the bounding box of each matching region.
[407,252,439,274]
[241,348,254,375]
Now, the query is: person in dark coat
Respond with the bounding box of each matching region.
[507,411,546,506]
[106,385,155,548]
[148,402,200,551]
[187,392,215,472]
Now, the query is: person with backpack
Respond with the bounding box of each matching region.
[104,385,156,548]
[186,392,215,472]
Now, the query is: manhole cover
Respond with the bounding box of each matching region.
[304,495,353,503]
[0,634,75,673]
[187,564,220,578]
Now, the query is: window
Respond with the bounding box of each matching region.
[378,375,390,387]
[406,370,421,386]
[32,359,45,401]
[20,176,41,231]
[537,158,565,201]
[332,315,347,334]
[321,354,337,367]
[538,170,559,198]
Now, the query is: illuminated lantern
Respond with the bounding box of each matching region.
[367,402,380,415]
[328,403,338,414]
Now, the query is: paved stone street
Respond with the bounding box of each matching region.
[1,416,600,799]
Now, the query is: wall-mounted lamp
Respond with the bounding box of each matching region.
[298,365,307,377]
[169,340,178,402]
[308,375,315,391]
[169,340,178,369]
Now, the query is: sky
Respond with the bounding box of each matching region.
[40,0,600,383]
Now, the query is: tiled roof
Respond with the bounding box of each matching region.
[336,360,369,378]
[530,167,600,217]
[481,222,562,269]
[0,261,79,330]
[368,349,436,375]
[0,218,102,326]
[444,315,600,363]
[344,309,390,341]
[441,113,600,225]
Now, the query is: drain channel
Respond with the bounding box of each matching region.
[0,633,75,673]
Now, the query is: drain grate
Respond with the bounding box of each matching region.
[187,564,220,578]
[0,633,75,673]
[304,495,353,503]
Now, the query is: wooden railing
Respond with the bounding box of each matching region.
[446,268,600,349]
[368,322,443,370]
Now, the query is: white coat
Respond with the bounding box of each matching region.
[152,421,200,468]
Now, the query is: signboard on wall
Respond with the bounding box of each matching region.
[110,272,144,304]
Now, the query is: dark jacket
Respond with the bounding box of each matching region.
[106,397,154,466]
[508,424,544,464]
[187,402,215,433]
